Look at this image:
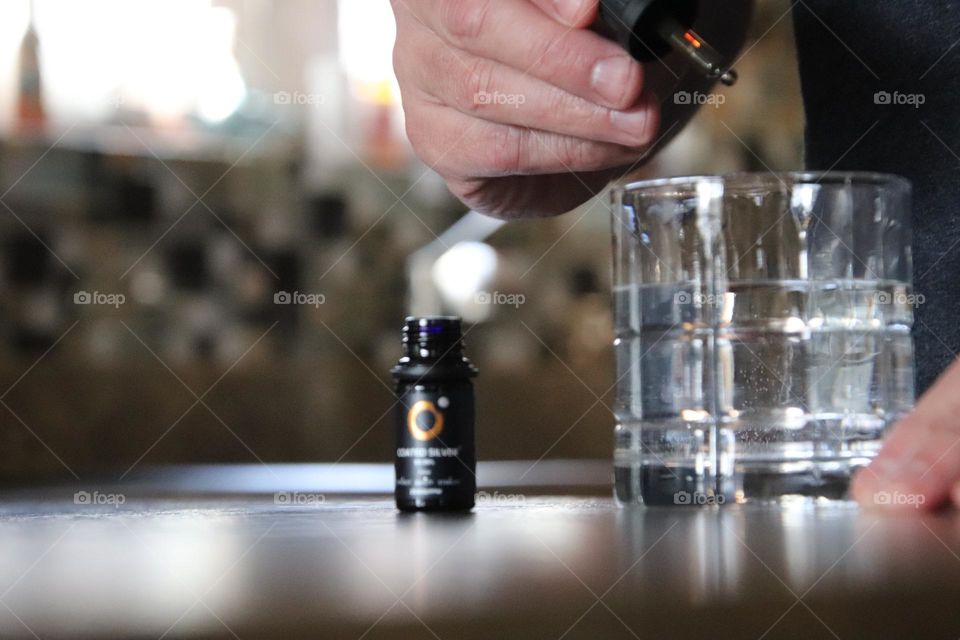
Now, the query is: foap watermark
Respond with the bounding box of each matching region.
[74,490,126,507]
[475,490,526,506]
[674,291,723,305]
[874,490,925,508]
[874,91,925,108]
[674,91,726,108]
[274,291,326,308]
[475,90,526,109]
[876,291,926,307]
[274,491,326,506]
[474,291,525,309]
[274,91,325,106]
[74,291,126,308]
[674,491,725,506]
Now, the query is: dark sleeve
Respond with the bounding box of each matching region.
[793,0,960,394]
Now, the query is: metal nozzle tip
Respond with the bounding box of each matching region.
[719,69,738,87]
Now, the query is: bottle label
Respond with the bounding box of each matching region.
[395,384,475,502]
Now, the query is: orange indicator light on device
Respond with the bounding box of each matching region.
[683,31,702,48]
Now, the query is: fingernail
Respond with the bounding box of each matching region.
[553,0,584,24]
[610,109,653,145]
[592,56,635,106]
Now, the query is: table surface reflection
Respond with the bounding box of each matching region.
[0,462,958,639]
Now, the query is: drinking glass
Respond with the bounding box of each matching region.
[611,173,915,505]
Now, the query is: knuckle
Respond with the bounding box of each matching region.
[527,31,587,86]
[543,86,591,125]
[557,135,589,168]
[557,136,611,170]
[455,57,496,114]
[403,110,444,170]
[447,177,513,220]
[538,84,567,118]
[392,38,407,82]
[441,0,492,41]
[486,126,525,175]
[446,176,486,208]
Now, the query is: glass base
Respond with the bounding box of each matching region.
[614,422,878,506]
[614,460,871,506]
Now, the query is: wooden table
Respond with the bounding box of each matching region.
[0,462,958,639]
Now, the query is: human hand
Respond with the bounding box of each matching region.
[852,356,960,511]
[390,0,660,219]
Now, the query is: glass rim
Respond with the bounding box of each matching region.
[616,171,911,195]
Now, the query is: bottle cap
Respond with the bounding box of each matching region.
[401,316,464,358]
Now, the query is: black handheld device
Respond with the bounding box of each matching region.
[598,0,738,86]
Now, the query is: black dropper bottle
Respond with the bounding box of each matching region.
[391,317,478,512]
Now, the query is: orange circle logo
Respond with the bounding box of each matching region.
[407,400,444,442]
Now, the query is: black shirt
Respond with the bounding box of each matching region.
[794,0,960,394]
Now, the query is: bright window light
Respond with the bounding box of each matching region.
[337,0,400,105]
[2,0,247,126]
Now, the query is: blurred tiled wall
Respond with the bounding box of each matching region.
[0,0,804,482]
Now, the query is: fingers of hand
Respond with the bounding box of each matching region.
[853,358,960,510]
[410,0,643,110]
[446,170,616,220]
[405,101,651,179]
[399,27,658,147]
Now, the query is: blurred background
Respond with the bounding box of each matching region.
[0,0,804,482]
